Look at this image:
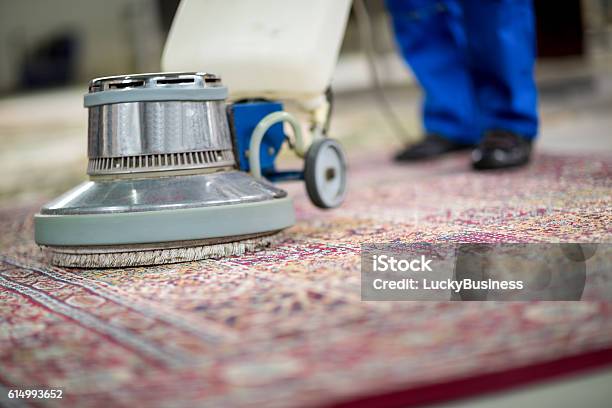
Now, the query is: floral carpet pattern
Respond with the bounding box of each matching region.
[1,151,611,407]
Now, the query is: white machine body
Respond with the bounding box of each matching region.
[161,0,351,105]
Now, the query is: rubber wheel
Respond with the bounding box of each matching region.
[304,138,347,209]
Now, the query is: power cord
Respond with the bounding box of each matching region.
[353,0,412,144]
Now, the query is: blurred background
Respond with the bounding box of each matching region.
[1,0,612,205]
[1,0,611,93]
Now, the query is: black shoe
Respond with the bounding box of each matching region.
[471,130,532,170]
[394,134,474,162]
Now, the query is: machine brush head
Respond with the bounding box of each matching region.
[41,233,280,268]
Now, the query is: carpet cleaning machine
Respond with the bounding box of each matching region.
[34,0,352,268]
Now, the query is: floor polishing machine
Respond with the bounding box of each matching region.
[34,0,352,268]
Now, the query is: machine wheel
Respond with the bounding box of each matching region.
[304,138,347,209]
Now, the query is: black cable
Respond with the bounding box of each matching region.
[353,0,412,143]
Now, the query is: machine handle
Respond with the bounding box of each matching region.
[249,111,305,179]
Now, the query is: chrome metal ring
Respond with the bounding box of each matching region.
[85,72,237,176]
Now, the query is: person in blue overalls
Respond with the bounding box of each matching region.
[386,0,538,170]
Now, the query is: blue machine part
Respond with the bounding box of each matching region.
[228,101,286,175]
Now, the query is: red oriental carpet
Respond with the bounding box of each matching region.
[1,151,612,407]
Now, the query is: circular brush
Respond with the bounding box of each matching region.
[34,73,295,268]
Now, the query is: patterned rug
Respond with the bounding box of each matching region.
[1,151,612,407]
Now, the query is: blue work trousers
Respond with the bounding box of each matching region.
[387,0,539,144]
